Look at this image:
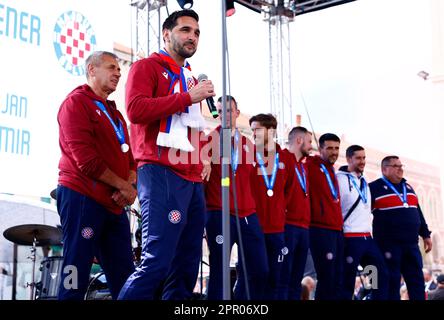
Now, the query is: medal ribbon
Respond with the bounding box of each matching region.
[382,176,407,205]
[94,100,126,147]
[256,152,279,193]
[320,163,339,201]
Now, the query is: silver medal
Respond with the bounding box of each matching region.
[121,143,129,153]
[403,203,409,208]
[267,189,274,197]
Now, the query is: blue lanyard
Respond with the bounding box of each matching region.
[349,174,368,204]
[320,163,339,201]
[231,130,239,173]
[256,152,279,194]
[294,163,307,195]
[94,101,126,146]
[382,176,407,204]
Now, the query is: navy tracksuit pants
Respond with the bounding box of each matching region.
[342,236,388,300]
[277,225,309,300]
[118,164,206,300]
[309,227,344,300]
[264,232,286,300]
[376,241,425,300]
[56,186,135,300]
[205,211,268,300]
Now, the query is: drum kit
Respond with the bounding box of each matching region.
[2,223,113,300]
[2,209,142,300]
[3,224,62,300]
[1,189,143,300]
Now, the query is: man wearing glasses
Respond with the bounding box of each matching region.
[369,155,432,300]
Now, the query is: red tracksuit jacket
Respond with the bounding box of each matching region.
[306,155,343,231]
[251,145,296,233]
[125,52,205,182]
[283,149,311,229]
[57,84,136,214]
[205,126,256,217]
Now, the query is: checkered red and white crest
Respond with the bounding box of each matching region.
[168,210,182,224]
[187,77,195,90]
[53,11,97,76]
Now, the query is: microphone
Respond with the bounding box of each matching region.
[198,74,218,119]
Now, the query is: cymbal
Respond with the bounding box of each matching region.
[3,224,62,246]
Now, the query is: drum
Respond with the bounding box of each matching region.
[84,272,112,300]
[37,256,64,300]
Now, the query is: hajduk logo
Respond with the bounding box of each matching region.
[168,210,182,224]
[53,11,97,76]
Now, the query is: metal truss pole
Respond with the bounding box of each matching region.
[131,0,167,60]
[266,1,294,145]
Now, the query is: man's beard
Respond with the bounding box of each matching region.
[173,41,196,59]
[352,167,364,174]
[301,147,310,158]
[328,156,337,164]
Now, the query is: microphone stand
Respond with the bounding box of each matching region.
[220,0,232,301]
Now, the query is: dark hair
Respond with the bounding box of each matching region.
[381,155,399,167]
[217,95,237,109]
[319,133,340,148]
[249,113,277,129]
[162,9,199,31]
[85,51,118,79]
[288,126,309,144]
[346,144,364,158]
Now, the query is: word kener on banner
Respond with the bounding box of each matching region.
[0,3,41,46]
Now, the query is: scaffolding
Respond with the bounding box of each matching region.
[131,0,356,140]
[234,1,356,142]
[130,0,168,60]
[264,1,294,145]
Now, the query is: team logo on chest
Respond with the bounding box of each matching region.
[168,210,182,224]
[187,77,195,90]
[53,11,97,76]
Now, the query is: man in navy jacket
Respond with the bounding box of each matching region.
[369,155,432,300]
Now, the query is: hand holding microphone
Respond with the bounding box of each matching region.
[188,74,218,118]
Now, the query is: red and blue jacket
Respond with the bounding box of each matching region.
[369,177,431,244]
